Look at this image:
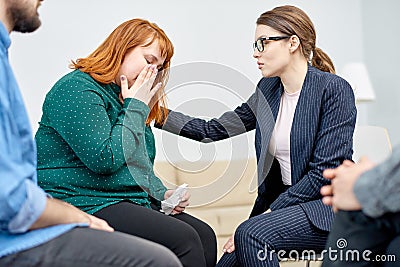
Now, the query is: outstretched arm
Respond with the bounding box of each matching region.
[157,92,258,142]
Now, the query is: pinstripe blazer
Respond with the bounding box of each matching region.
[159,65,356,231]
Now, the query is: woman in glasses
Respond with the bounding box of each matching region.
[156,5,356,266]
[35,19,216,267]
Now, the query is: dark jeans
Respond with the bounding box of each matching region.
[322,210,400,267]
[94,201,217,267]
[0,228,182,267]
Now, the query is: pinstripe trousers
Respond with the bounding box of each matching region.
[216,205,328,267]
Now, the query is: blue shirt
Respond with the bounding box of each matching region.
[0,21,78,258]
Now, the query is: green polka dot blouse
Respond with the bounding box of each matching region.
[36,70,167,214]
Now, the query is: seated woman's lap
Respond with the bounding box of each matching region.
[94,201,216,267]
[236,205,327,250]
[217,205,328,267]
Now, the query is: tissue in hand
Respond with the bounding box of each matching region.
[161,183,188,215]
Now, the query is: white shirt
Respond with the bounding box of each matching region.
[268,89,301,185]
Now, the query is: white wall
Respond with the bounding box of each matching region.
[362,0,400,146]
[9,0,366,162]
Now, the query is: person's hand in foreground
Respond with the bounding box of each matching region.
[30,198,114,232]
[321,157,375,211]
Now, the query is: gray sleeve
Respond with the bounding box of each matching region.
[354,145,400,217]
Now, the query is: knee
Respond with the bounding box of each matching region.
[156,246,182,267]
[234,219,257,245]
[175,222,203,248]
[185,213,217,240]
[169,222,207,266]
[177,213,217,247]
[199,220,217,243]
[234,218,274,249]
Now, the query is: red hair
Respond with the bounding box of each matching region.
[71,19,174,125]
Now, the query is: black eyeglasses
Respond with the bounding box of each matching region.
[253,36,291,52]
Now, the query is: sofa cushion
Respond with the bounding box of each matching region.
[174,158,257,208]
